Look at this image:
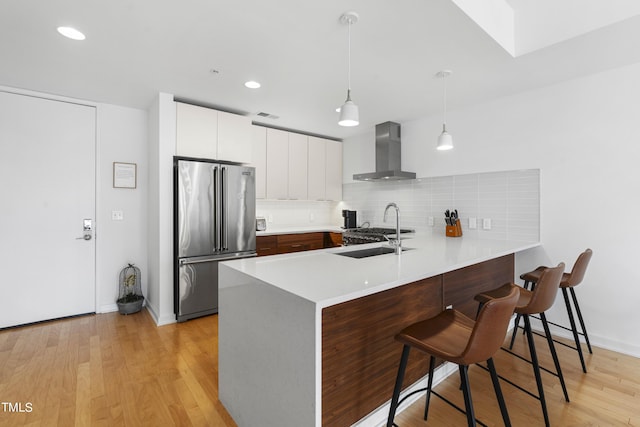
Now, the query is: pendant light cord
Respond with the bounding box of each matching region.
[442,74,447,127]
[347,18,352,97]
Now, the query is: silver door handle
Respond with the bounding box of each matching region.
[76,218,92,240]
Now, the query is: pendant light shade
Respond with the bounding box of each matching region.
[436,70,453,150]
[339,90,359,126]
[437,124,454,150]
[338,12,359,127]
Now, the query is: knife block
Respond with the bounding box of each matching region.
[446,219,463,237]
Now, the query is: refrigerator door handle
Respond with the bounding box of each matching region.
[221,166,228,251]
[213,166,220,252]
[180,252,257,266]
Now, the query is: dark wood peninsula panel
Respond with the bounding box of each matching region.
[321,253,515,426]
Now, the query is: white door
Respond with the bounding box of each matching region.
[0,91,96,328]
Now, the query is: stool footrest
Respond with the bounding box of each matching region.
[500,345,561,378]
[429,389,489,427]
[475,363,540,401]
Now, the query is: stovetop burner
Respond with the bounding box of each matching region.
[342,227,415,246]
[345,227,413,235]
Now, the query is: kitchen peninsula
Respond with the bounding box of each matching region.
[218,235,539,427]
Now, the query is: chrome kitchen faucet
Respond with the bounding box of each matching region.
[383,202,402,255]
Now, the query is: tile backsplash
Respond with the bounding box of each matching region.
[342,169,539,242]
[256,200,342,228]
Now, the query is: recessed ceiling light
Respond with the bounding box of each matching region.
[57,26,86,40]
[244,81,261,89]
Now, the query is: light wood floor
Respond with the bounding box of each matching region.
[0,310,638,426]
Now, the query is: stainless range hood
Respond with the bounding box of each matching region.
[353,121,416,181]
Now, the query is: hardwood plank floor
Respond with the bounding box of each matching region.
[394,330,640,426]
[1,310,638,426]
[0,310,236,427]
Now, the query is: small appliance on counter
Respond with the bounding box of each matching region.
[342,210,357,229]
[256,217,266,231]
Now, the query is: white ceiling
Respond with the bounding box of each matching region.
[1,0,639,140]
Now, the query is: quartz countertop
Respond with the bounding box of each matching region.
[256,225,344,236]
[222,234,539,308]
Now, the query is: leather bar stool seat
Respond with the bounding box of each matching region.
[386,285,519,427]
[474,263,567,427]
[514,249,593,373]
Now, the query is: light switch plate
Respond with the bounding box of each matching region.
[469,217,477,229]
[483,218,492,230]
[112,210,123,221]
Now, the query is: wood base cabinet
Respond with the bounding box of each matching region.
[257,232,342,256]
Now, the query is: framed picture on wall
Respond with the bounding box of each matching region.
[113,162,137,189]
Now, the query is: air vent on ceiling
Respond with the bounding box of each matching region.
[256,112,279,119]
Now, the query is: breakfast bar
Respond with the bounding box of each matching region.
[218,236,539,427]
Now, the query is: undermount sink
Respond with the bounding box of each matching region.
[335,246,412,259]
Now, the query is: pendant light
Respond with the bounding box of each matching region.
[436,70,453,150]
[338,12,359,127]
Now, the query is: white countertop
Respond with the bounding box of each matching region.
[223,234,539,308]
[256,224,344,236]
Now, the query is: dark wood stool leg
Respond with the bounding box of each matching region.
[562,288,588,373]
[540,312,570,402]
[423,355,436,420]
[487,357,511,427]
[387,345,410,427]
[570,287,593,354]
[523,314,550,427]
[459,364,476,427]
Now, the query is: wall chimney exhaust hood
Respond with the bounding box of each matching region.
[353,121,416,181]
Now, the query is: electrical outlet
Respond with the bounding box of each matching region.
[112,210,123,221]
[309,212,315,222]
[469,217,477,229]
[428,216,434,226]
[483,218,492,230]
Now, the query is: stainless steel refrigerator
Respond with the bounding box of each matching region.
[174,158,256,322]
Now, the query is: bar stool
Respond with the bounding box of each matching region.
[510,249,593,373]
[386,285,519,427]
[474,263,567,427]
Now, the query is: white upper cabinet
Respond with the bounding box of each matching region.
[307,136,326,201]
[217,110,252,163]
[308,136,342,201]
[288,133,308,200]
[325,139,343,201]
[265,128,289,199]
[176,102,217,159]
[175,102,252,163]
[251,125,267,199]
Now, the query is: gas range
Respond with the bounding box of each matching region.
[342,227,415,246]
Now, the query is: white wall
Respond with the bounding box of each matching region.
[146,93,176,326]
[96,104,148,312]
[344,61,640,356]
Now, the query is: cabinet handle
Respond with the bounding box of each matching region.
[291,244,302,248]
